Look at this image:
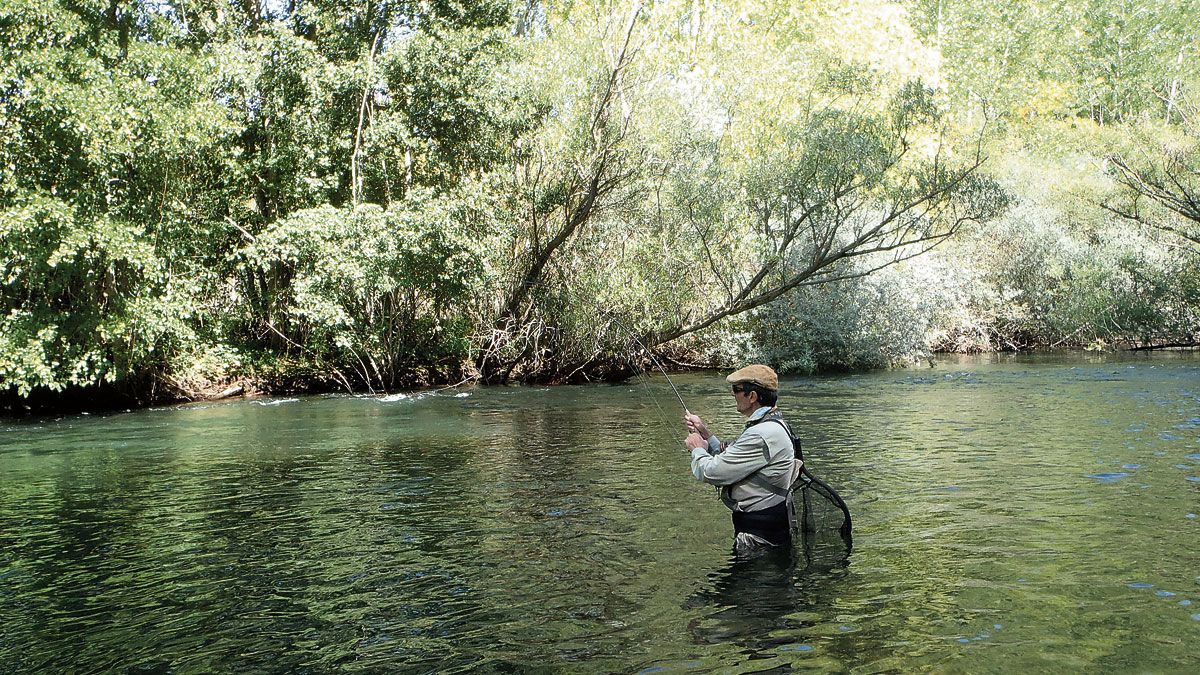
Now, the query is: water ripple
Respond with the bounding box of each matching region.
[3,354,1200,672]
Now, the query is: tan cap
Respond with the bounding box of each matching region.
[725,364,778,391]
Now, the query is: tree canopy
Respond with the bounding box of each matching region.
[1,0,1197,408]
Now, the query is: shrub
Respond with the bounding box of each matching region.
[234,194,484,389]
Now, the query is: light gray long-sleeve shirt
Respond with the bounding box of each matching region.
[689,406,799,512]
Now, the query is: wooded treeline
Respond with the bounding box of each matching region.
[1,0,1197,408]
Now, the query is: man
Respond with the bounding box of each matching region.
[685,364,802,555]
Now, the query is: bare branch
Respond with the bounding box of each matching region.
[647,138,988,347]
[1109,154,1200,246]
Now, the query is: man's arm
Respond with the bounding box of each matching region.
[690,431,769,486]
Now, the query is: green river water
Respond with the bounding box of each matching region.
[2,353,1200,673]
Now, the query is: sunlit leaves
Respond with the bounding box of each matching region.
[0,193,191,395]
[237,195,486,387]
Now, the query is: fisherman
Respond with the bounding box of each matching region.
[684,364,802,556]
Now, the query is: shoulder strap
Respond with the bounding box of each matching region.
[753,415,803,463]
[744,471,791,498]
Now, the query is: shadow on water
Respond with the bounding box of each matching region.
[683,529,852,655]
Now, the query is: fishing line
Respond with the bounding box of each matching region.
[513,276,852,538]
[499,273,695,439]
[602,312,690,415]
[626,359,685,449]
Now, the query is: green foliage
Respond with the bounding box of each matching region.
[237,195,485,389]
[918,207,1200,351]
[903,0,1196,125]
[0,0,228,398]
[1106,128,1200,253]
[0,193,195,396]
[1,0,521,401]
[380,25,521,193]
[746,265,941,373]
[2,0,1198,407]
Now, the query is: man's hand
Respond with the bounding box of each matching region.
[685,432,707,451]
[684,413,710,440]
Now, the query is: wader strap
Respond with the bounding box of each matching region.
[741,455,805,533]
[753,415,804,463]
[722,486,785,510]
[728,442,803,513]
[750,415,850,536]
[744,472,790,498]
[720,486,737,510]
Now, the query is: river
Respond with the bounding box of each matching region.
[2,353,1199,672]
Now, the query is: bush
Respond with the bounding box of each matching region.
[0,193,196,397]
[723,261,941,374]
[933,203,1200,351]
[234,194,484,390]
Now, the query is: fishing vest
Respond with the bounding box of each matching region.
[720,411,806,530]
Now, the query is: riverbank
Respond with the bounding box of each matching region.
[6,345,1197,417]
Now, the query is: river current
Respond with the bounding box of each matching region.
[2,353,1199,673]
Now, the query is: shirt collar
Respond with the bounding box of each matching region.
[746,405,773,423]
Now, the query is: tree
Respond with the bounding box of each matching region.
[474,5,648,382]
[0,0,237,400]
[641,82,1008,347]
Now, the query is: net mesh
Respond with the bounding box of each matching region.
[796,467,852,538]
[761,416,853,541]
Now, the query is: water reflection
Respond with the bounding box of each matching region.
[685,530,852,654]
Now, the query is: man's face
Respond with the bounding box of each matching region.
[731,384,757,416]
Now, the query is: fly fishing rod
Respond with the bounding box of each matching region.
[605,310,851,540]
[603,312,690,416]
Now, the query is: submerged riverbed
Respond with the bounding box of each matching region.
[2,353,1199,672]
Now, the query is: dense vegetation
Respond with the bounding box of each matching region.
[1,0,1197,409]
